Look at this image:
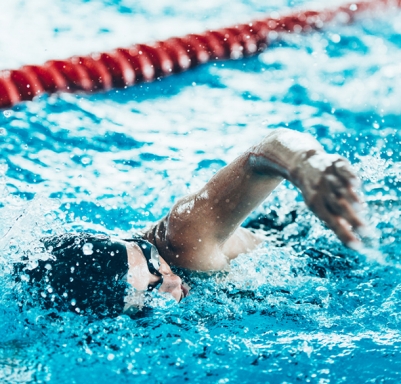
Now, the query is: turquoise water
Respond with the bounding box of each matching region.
[1,0,401,382]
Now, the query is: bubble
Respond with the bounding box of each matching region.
[81,156,91,165]
[71,299,76,306]
[331,34,341,43]
[20,274,29,282]
[82,243,94,255]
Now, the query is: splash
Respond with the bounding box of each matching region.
[1,0,401,382]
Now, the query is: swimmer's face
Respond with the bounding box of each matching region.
[122,240,189,305]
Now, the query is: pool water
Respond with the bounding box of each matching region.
[1,0,401,382]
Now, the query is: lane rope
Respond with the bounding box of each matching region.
[0,0,398,109]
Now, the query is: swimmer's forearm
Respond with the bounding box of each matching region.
[248,128,325,183]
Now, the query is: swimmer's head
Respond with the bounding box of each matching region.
[22,233,129,318]
[16,233,189,318]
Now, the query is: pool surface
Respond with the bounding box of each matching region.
[1,0,401,382]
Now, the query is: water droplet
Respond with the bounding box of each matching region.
[82,243,94,255]
[331,34,341,43]
[21,274,29,282]
[81,156,91,165]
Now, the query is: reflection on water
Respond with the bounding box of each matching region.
[1,0,401,382]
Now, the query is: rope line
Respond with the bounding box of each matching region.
[0,0,398,109]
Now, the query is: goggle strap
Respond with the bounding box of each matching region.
[123,237,162,277]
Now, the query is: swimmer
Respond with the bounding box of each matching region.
[19,128,365,317]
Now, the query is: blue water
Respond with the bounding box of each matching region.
[1,0,401,383]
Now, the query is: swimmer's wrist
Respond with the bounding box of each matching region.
[249,129,327,181]
[288,149,325,186]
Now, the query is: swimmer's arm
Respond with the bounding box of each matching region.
[157,128,364,270]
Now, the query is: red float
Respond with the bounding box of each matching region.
[0,0,398,108]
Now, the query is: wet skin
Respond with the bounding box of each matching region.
[125,128,365,306]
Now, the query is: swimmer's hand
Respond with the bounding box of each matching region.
[289,151,366,247]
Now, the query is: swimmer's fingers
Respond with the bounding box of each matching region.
[333,159,359,185]
[325,195,365,229]
[308,193,361,246]
[323,213,360,245]
[325,175,354,201]
[325,176,364,229]
[332,160,362,200]
[324,167,366,230]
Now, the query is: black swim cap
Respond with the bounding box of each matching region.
[24,233,129,318]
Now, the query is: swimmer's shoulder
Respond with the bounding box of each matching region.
[142,216,226,271]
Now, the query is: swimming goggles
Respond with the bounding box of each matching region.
[123,237,164,291]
